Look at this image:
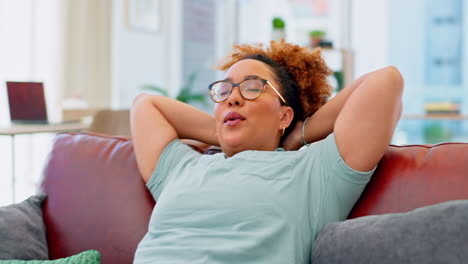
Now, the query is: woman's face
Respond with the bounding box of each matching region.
[214,59,293,157]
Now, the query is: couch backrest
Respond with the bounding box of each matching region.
[349,142,468,218]
[39,133,154,264]
[38,133,468,264]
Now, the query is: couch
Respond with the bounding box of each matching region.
[37,132,468,264]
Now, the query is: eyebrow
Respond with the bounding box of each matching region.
[223,75,261,82]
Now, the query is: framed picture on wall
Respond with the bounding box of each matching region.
[127,0,161,33]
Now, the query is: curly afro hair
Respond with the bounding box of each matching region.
[215,39,333,121]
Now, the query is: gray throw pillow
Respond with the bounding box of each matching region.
[312,200,468,264]
[0,194,48,260]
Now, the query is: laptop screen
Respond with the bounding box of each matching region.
[6,81,48,123]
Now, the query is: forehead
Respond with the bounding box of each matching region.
[225,59,275,81]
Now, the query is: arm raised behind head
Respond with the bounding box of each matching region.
[297,66,403,171]
[131,94,218,183]
[334,66,403,171]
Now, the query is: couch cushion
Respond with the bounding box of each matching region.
[349,142,468,218]
[312,200,468,264]
[38,133,155,264]
[0,194,48,260]
[0,250,100,264]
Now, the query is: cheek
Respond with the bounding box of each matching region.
[213,104,224,131]
[257,104,281,131]
[256,102,282,122]
[214,104,223,121]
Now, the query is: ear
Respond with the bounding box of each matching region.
[280,106,294,129]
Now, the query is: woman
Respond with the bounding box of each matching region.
[131,40,403,263]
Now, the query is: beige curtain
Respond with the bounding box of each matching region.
[62,0,112,108]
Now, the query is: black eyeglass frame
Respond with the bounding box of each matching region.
[208,78,288,105]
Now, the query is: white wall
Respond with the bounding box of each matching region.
[0,0,65,123]
[111,0,235,110]
[351,0,389,77]
[237,0,291,44]
[111,0,181,108]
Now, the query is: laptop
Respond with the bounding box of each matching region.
[6,81,48,124]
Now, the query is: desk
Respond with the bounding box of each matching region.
[0,122,88,202]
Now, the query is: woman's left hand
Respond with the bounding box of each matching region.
[281,121,303,151]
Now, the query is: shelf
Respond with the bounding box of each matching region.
[402,114,468,120]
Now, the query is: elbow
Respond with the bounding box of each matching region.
[132,93,153,107]
[131,94,160,124]
[384,66,404,119]
[384,66,404,94]
[132,93,148,109]
[132,93,164,109]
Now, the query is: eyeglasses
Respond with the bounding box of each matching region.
[208,77,288,105]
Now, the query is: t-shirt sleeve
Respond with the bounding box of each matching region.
[146,139,201,200]
[306,133,377,232]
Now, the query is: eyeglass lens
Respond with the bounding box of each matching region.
[211,79,264,102]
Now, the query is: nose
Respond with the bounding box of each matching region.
[226,85,244,106]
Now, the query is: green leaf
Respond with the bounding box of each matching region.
[272,17,285,29]
[176,87,190,102]
[140,85,169,96]
[333,71,344,92]
[309,30,326,38]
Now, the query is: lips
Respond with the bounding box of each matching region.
[223,111,246,126]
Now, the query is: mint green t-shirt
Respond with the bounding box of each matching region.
[134,133,375,264]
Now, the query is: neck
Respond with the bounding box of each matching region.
[222,137,281,157]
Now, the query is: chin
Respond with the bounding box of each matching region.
[219,133,250,153]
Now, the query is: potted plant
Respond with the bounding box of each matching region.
[272,17,286,41]
[309,30,326,48]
